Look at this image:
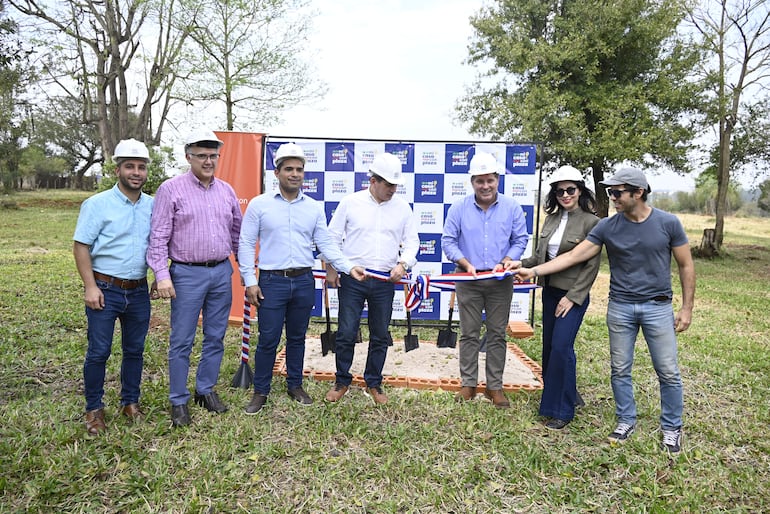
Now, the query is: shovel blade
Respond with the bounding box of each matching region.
[231,361,254,389]
[437,329,457,349]
[321,332,336,356]
[404,334,419,352]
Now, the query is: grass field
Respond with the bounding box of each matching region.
[0,190,768,513]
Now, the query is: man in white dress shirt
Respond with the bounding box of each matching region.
[323,153,420,405]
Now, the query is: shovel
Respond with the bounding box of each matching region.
[321,281,336,356]
[403,285,419,352]
[437,291,457,348]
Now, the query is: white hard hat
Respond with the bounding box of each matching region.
[369,153,405,185]
[273,143,306,168]
[185,128,224,148]
[468,151,501,176]
[113,138,150,163]
[548,165,584,185]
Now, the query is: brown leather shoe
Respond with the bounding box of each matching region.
[365,386,388,405]
[85,408,106,435]
[455,386,477,402]
[120,403,144,420]
[325,383,349,402]
[484,388,510,409]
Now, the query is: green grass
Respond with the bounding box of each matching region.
[1,191,768,513]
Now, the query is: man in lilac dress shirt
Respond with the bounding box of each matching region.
[147,129,243,427]
[441,151,528,409]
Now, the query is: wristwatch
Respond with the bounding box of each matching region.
[398,261,410,272]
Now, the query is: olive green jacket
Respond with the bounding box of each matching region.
[522,208,600,306]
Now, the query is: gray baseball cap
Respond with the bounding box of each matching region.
[600,167,651,192]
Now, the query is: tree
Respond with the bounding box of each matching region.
[180,0,326,131]
[31,96,100,189]
[457,0,702,217]
[688,0,770,251]
[9,0,196,160]
[758,178,770,214]
[0,0,32,191]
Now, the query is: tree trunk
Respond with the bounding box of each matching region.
[698,228,718,258]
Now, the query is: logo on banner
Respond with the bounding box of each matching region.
[331,148,349,165]
[451,150,469,167]
[420,179,438,197]
[419,210,438,226]
[303,177,319,194]
[510,182,527,197]
[450,181,466,197]
[331,179,347,195]
[418,296,435,314]
[511,151,530,167]
[421,151,438,167]
[305,148,319,166]
[420,238,437,256]
[361,149,376,167]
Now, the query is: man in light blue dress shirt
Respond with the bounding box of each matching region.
[441,151,528,408]
[238,143,365,414]
[73,139,153,435]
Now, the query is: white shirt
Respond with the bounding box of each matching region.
[326,188,420,272]
[547,211,569,260]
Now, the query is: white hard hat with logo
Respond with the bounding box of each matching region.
[548,165,584,185]
[369,153,405,185]
[113,138,150,163]
[468,151,501,176]
[184,128,224,148]
[273,143,306,168]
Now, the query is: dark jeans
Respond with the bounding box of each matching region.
[83,280,150,411]
[253,271,315,395]
[334,273,395,388]
[539,286,589,421]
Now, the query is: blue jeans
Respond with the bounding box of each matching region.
[168,261,232,406]
[253,271,315,395]
[606,299,683,430]
[84,280,150,411]
[539,286,589,421]
[335,273,395,388]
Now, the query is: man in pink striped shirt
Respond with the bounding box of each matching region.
[147,129,243,427]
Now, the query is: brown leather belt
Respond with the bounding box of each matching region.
[260,267,312,278]
[93,271,147,290]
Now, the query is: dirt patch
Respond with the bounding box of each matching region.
[278,337,542,391]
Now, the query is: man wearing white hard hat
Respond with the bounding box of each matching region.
[322,152,420,405]
[238,142,365,414]
[441,151,529,408]
[516,166,695,453]
[147,128,243,427]
[73,139,153,435]
[520,165,600,430]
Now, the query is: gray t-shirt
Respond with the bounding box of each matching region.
[587,208,688,302]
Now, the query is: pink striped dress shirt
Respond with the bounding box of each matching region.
[147,171,242,282]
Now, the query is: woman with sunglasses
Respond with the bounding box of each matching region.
[522,165,600,430]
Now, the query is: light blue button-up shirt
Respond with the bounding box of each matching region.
[73,184,153,279]
[442,193,529,270]
[238,191,353,288]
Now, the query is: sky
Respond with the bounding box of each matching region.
[249,0,697,191]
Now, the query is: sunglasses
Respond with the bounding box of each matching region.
[605,188,636,199]
[555,186,577,196]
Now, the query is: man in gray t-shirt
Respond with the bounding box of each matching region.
[515,167,695,454]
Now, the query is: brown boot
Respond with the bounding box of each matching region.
[483,388,510,409]
[120,403,144,421]
[455,386,477,402]
[85,408,107,435]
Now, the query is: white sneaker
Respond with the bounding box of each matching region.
[662,427,683,453]
[608,423,635,443]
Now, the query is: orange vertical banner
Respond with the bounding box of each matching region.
[214,131,265,323]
